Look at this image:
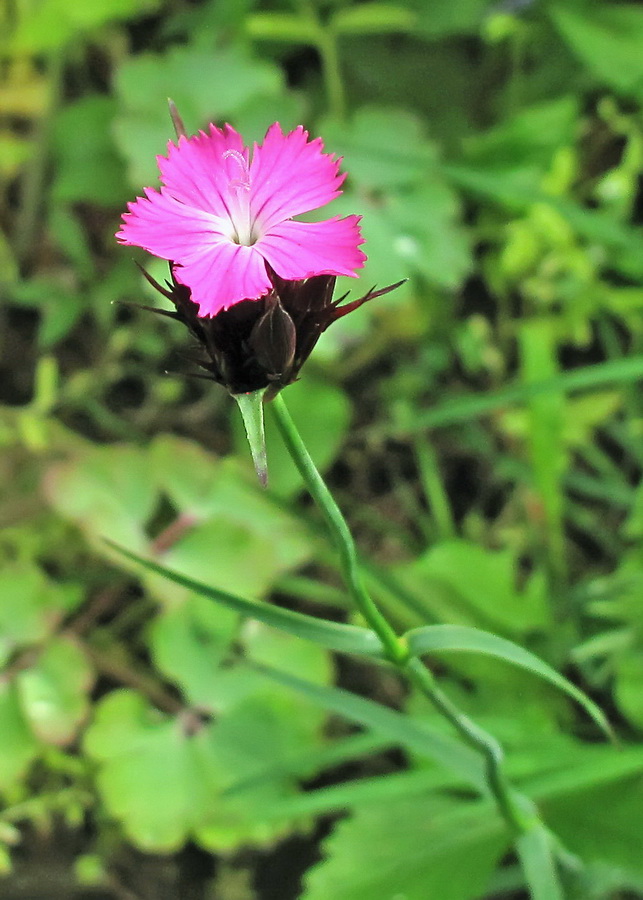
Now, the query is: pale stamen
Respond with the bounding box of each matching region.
[222,149,254,245]
[223,149,251,191]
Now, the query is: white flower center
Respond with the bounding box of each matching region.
[223,149,255,246]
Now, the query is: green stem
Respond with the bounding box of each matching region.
[271,392,537,836]
[413,436,457,540]
[14,50,65,270]
[295,0,346,120]
[317,26,346,121]
[271,393,405,665]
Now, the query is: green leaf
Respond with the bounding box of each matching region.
[46,437,315,601]
[543,772,643,880]
[8,0,162,51]
[0,681,39,793]
[51,97,129,205]
[302,795,509,900]
[519,320,567,576]
[551,4,643,97]
[321,109,470,290]
[252,662,486,789]
[44,444,158,550]
[516,826,565,900]
[404,625,612,740]
[245,12,319,43]
[85,683,328,853]
[84,690,217,852]
[408,0,487,37]
[463,97,579,171]
[150,438,314,597]
[396,539,549,633]
[401,355,643,433]
[0,563,79,667]
[614,653,643,730]
[114,46,283,185]
[106,541,385,659]
[322,107,437,191]
[17,638,93,745]
[255,766,458,822]
[148,594,239,709]
[331,3,416,36]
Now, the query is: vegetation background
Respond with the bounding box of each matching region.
[2,0,643,897]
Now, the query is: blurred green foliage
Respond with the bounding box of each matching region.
[3,0,643,897]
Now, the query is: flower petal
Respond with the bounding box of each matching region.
[116,187,228,260]
[174,242,272,317]
[258,216,366,281]
[156,124,247,220]
[249,124,345,233]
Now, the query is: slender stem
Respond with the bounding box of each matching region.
[14,51,65,270]
[271,392,537,835]
[317,27,346,121]
[414,436,457,540]
[405,657,536,831]
[295,0,346,120]
[271,393,407,665]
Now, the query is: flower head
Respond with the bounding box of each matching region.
[117,122,367,317]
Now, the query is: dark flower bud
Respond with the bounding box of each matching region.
[248,295,297,384]
[137,264,405,400]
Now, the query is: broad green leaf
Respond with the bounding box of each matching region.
[149,594,239,709]
[158,517,303,604]
[0,682,39,792]
[543,773,643,879]
[322,108,432,190]
[396,539,549,633]
[463,97,578,170]
[0,563,79,667]
[408,0,487,37]
[113,47,283,185]
[405,625,612,739]
[150,438,314,595]
[51,97,129,205]
[107,541,385,659]
[322,109,470,291]
[17,638,93,745]
[85,685,326,853]
[8,0,162,51]
[47,437,315,601]
[85,690,217,852]
[551,4,643,96]
[302,795,509,900]
[44,445,157,550]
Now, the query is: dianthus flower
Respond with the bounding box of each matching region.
[117,115,403,399]
[117,121,366,317]
[117,113,403,482]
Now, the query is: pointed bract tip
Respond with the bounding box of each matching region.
[168,99,188,140]
[234,388,269,488]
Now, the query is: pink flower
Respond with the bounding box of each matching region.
[116,122,366,317]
